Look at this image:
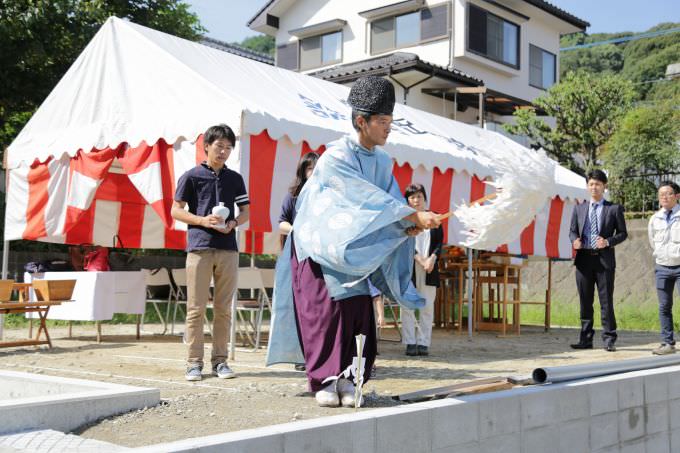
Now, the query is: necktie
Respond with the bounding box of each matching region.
[667,210,673,223]
[589,204,599,249]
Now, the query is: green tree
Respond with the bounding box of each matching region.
[560,44,625,78]
[559,23,680,100]
[238,35,275,56]
[503,71,636,174]
[603,100,680,211]
[646,78,680,102]
[0,0,205,151]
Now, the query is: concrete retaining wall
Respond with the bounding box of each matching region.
[0,371,159,436]
[135,365,680,453]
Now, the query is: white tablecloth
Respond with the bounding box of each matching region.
[24,271,146,321]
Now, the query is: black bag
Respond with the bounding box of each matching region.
[46,259,74,272]
[24,261,49,273]
[109,235,138,271]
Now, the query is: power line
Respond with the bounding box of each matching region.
[560,26,680,51]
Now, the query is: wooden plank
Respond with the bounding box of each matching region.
[0,339,50,348]
[446,381,514,397]
[396,377,509,402]
[0,301,67,310]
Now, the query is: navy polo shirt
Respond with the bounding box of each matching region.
[175,162,249,252]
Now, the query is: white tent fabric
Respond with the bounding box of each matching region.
[8,18,584,195]
[5,17,587,258]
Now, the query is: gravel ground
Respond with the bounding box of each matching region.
[0,323,664,447]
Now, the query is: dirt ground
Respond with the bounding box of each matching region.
[0,322,665,448]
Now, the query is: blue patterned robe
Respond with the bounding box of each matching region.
[266,135,425,365]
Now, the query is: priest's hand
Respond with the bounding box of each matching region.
[406,211,441,230]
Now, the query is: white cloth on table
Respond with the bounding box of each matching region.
[24,271,146,321]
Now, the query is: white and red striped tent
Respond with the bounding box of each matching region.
[4,17,587,262]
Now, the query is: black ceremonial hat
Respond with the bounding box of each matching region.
[347,76,396,115]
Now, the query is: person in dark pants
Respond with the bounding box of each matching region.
[649,181,680,355]
[279,151,319,371]
[569,169,628,352]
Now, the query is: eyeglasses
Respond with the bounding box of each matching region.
[659,193,676,198]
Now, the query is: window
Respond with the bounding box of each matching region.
[370,4,449,54]
[276,42,299,70]
[300,31,342,70]
[395,12,420,47]
[529,44,556,89]
[468,4,519,68]
[321,31,342,64]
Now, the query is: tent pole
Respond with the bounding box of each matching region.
[0,240,8,340]
[250,230,255,269]
[229,291,236,361]
[467,248,473,340]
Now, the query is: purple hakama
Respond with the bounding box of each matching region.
[291,240,377,392]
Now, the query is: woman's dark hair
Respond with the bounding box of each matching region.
[203,124,236,147]
[404,183,428,202]
[586,169,608,185]
[289,152,320,196]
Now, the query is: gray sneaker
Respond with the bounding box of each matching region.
[652,344,676,355]
[213,362,236,379]
[185,365,202,381]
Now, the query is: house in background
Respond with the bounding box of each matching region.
[201,37,274,65]
[248,0,588,134]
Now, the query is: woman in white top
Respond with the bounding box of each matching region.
[402,183,444,356]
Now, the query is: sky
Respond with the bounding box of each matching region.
[186,0,680,44]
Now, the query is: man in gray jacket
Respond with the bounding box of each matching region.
[649,181,680,355]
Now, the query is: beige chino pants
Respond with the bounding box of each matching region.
[185,249,238,368]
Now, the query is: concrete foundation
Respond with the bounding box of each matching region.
[0,370,159,436]
[133,365,680,453]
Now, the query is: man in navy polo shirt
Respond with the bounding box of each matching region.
[171,124,250,381]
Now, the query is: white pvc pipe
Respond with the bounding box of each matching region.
[533,355,680,384]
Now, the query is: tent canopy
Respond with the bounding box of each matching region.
[5,17,587,258]
[8,17,585,199]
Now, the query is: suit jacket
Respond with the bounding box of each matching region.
[569,200,628,270]
[411,224,444,287]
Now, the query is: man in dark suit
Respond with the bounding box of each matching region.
[569,169,628,352]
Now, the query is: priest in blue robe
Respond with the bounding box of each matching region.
[266,76,441,407]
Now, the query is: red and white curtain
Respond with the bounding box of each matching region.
[5,130,575,259]
[240,130,575,259]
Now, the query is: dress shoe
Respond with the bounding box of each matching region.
[570,342,593,350]
[405,344,418,356]
[604,343,617,352]
[417,345,429,356]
